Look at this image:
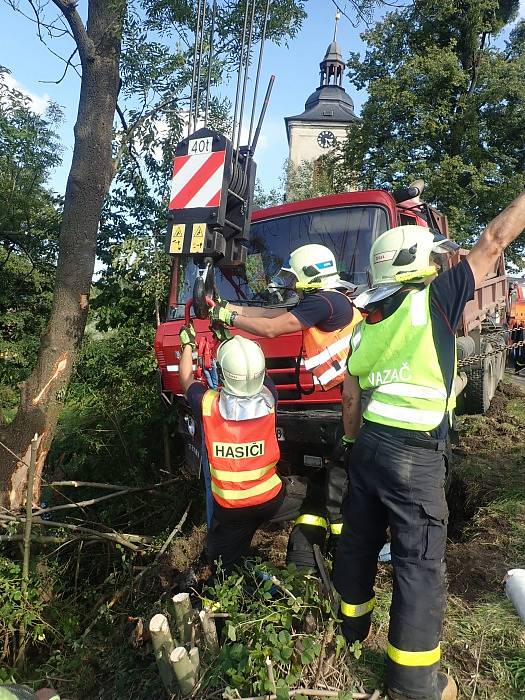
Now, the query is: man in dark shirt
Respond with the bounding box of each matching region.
[334,191,525,700]
[208,243,361,565]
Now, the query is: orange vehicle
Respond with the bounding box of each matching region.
[509,280,525,371]
[509,281,525,329]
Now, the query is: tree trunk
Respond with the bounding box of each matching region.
[0,0,125,509]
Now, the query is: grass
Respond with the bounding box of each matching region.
[4,379,524,699]
[422,378,525,699]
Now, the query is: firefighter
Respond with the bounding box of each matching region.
[208,243,362,566]
[333,190,525,700]
[178,330,312,571]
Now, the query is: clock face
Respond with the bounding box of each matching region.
[317,130,336,148]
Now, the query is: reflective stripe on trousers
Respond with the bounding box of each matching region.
[341,596,375,618]
[294,513,328,529]
[387,642,440,667]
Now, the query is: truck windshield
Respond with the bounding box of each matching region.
[172,205,388,316]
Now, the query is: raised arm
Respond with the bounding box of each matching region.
[231,311,304,338]
[341,373,362,440]
[179,325,197,396]
[228,303,288,319]
[467,190,525,288]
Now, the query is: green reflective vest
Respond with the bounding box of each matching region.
[348,287,456,431]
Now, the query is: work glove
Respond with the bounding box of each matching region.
[208,300,235,326]
[210,321,233,343]
[179,323,196,349]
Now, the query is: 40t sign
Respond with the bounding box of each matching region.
[188,136,213,155]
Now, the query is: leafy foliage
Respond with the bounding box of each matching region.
[335,0,525,265]
[198,560,355,697]
[0,69,62,420]
[285,156,350,202]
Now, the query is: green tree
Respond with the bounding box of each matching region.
[338,0,525,263]
[0,70,62,423]
[0,0,309,508]
[285,156,347,202]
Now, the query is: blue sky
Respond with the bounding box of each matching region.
[1,0,524,195]
[0,1,369,194]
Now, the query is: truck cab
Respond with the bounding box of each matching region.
[154,187,447,471]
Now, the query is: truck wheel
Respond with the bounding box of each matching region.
[493,333,508,384]
[464,342,495,414]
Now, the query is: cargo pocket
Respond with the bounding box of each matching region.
[421,502,448,561]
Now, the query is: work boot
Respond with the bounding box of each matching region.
[387,672,457,700]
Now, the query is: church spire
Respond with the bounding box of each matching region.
[333,10,341,42]
[319,12,345,88]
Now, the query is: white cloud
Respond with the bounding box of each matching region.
[3,73,50,114]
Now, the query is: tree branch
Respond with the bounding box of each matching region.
[50,0,95,65]
[34,478,182,515]
[39,47,81,83]
[0,512,150,551]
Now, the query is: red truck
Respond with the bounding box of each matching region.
[154,185,508,471]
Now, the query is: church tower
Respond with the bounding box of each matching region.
[285,13,359,167]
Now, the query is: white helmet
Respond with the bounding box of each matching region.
[283,244,345,291]
[216,336,266,397]
[354,225,459,307]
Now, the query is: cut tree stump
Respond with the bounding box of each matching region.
[170,646,197,696]
[149,613,176,693]
[199,608,219,653]
[172,592,193,645]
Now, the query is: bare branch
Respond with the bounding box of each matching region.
[34,478,183,515]
[329,0,409,29]
[152,502,190,563]
[27,0,44,42]
[0,512,149,551]
[50,0,95,64]
[45,479,131,490]
[114,95,175,171]
[39,47,80,83]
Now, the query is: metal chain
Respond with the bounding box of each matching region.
[458,338,525,367]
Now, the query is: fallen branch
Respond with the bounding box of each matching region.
[82,504,191,639]
[471,629,486,700]
[234,690,376,699]
[153,504,190,564]
[0,513,149,551]
[36,479,182,515]
[270,574,297,601]
[0,534,110,545]
[46,480,131,490]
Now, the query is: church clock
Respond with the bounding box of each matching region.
[317,130,336,148]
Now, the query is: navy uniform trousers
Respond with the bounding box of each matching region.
[333,421,448,700]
